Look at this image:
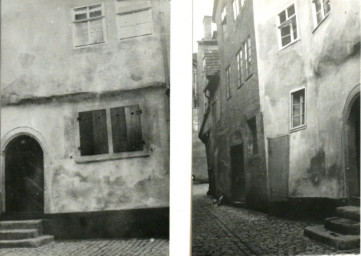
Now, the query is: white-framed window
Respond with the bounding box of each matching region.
[116,0,153,40]
[244,37,252,78]
[312,0,331,28]
[75,103,148,162]
[277,4,298,48]
[232,0,239,20]
[221,7,228,38]
[290,88,306,129]
[72,3,106,48]
[236,48,243,87]
[226,65,231,99]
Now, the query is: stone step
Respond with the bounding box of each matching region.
[350,197,360,207]
[0,220,43,230]
[336,206,360,221]
[0,229,39,240]
[0,235,54,248]
[324,217,360,235]
[304,225,360,250]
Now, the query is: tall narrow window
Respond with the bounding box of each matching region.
[236,48,243,87]
[247,117,258,155]
[221,7,228,39]
[72,4,105,47]
[232,0,239,20]
[291,89,306,129]
[277,4,298,48]
[226,65,231,99]
[244,37,252,78]
[312,0,331,28]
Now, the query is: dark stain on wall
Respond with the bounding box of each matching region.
[307,149,326,186]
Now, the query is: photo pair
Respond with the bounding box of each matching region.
[0,0,360,255]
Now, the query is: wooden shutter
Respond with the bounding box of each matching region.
[78,109,108,156]
[125,105,143,151]
[110,107,129,153]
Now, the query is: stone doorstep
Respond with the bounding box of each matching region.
[324,217,360,235]
[336,206,360,222]
[304,225,360,250]
[0,229,39,240]
[0,220,43,230]
[0,235,54,248]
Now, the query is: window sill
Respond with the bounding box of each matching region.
[245,73,253,81]
[75,149,150,163]
[279,38,300,51]
[312,12,330,34]
[290,124,306,133]
[73,41,106,50]
[237,83,244,89]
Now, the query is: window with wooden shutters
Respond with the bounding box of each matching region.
[78,109,109,156]
[116,0,153,40]
[110,105,143,153]
[72,3,106,48]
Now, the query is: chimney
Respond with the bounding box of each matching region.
[203,16,212,40]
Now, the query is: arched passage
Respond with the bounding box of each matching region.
[5,135,44,214]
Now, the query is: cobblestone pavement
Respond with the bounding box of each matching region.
[192,184,360,256]
[0,238,168,256]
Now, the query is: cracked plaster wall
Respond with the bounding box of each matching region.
[254,0,360,199]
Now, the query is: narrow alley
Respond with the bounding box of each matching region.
[192,184,360,256]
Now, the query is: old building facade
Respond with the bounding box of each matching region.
[1,0,170,238]
[206,0,360,216]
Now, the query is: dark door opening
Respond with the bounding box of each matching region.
[347,96,360,197]
[230,144,245,201]
[5,135,44,214]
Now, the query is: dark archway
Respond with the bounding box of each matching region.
[346,95,360,198]
[5,135,44,214]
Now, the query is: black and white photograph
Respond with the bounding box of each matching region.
[192,0,360,255]
[0,0,170,255]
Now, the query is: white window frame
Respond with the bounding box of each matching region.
[240,0,245,7]
[221,6,228,39]
[311,0,331,30]
[74,100,150,163]
[244,36,252,79]
[226,65,231,99]
[277,3,299,50]
[232,0,239,20]
[71,3,107,48]
[236,48,244,87]
[290,87,307,131]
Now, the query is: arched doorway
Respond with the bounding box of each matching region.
[345,94,360,198]
[5,135,44,214]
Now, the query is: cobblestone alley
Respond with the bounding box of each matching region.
[192,184,360,256]
[0,238,168,256]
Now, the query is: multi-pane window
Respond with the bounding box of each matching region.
[116,0,153,40]
[277,4,298,48]
[72,4,105,47]
[221,7,228,38]
[226,65,231,99]
[291,89,306,129]
[232,0,239,20]
[78,105,143,156]
[236,48,243,87]
[312,0,331,27]
[247,117,258,155]
[244,37,252,78]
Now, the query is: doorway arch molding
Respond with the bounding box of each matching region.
[1,126,51,214]
[341,84,360,198]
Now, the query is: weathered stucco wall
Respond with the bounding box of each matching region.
[254,0,360,199]
[213,0,267,209]
[1,0,167,103]
[1,88,169,213]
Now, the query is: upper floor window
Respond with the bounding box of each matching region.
[312,0,331,28]
[77,105,144,157]
[232,0,239,20]
[236,48,243,87]
[291,88,306,129]
[226,65,231,99]
[244,37,252,78]
[72,3,106,48]
[116,0,153,40]
[221,7,228,38]
[277,4,298,48]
